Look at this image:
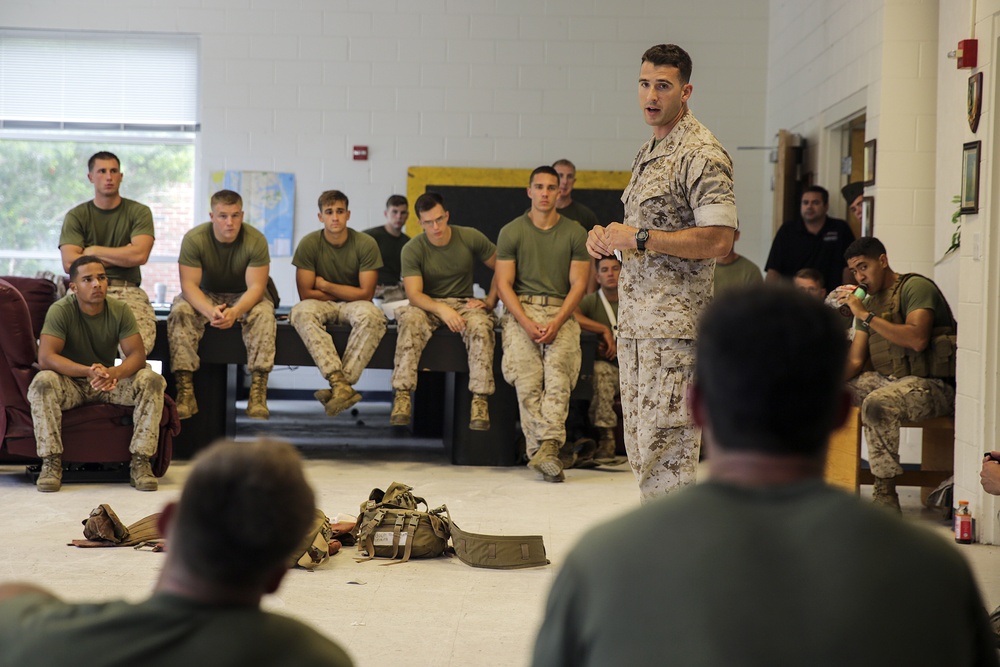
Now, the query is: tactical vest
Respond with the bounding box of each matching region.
[867,273,957,378]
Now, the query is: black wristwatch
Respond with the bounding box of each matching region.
[635,228,649,251]
[863,312,876,328]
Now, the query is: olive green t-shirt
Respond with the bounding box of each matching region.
[401,225,496,299]
[0,592,354,667]
[292,229,382,288]
[714,255,763,296]
[60,199,155,285]
[854,274,953,333]
[578,290,619,363]
[496,215,590,298]
[363,225,410,285]
[40,294,139,367]
[558,200,600,232]
[178,222,270,294]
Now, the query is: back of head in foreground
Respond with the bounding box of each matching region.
[531,286,997,667]
[157,438,316,601]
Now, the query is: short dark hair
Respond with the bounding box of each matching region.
[802,185,829,206]
[88,151,120,172]
[529,165,560,185]
[641,44,693,83]
[210,189,242,209]
[170,439,316,589]
[695,286,848,456]
[794,268,824,287]
[844,236,887,262]
[414,192,445,215]
[318,190,349,210]
[596,254,621,269]
[69,256,105,281]
[385,194,407,209]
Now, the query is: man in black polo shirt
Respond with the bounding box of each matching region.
[764,185,855,291]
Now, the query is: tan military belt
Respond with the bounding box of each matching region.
[518,295,564,307]
[107,279,138,288]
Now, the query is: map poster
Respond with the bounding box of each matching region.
[210,170,295,257]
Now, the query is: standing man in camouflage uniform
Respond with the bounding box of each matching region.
[390,192,498,431]
[572,255,622,464]
[838,237,956,511]
[496,166,591,483]
[167,190,275,421]
[290,190,386,417]
[28,257,164,492]
[364,195,410,302]
[60,152,157,354]
[588,44,737,502]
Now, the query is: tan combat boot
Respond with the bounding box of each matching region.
[390,390,411,426]
[872,477,901,512]
[130,454,158,491]
[173,370,198,420]
[469,393,490,431]
[36,455,62,493]
[528,439,563,480]
[246,371,270,420]
[322,370,362,417]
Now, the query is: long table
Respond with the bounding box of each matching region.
[149,319,594,465]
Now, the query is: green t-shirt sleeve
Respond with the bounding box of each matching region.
[177,229,203,269]
[569,223,590,262]
[469,228,497,262]
[247,229,270,267]
[901,277,941,317]
[400,240,422,278]
[496,225,517,261]
[59,206,86,248]
[117,301,140,340]
[356,234,384,272]
[40,299,70,341]
[578,293,598,319]
[291,234,317,272]
[129,203,155,239]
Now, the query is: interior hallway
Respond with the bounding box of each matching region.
[0,399,997,667]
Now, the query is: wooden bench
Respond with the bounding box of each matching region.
[824,406,955,502]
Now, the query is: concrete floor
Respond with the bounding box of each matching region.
[1,399,998,667]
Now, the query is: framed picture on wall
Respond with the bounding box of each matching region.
[862,196,874,237]
[961,141,981,214]
[863,139,877,186]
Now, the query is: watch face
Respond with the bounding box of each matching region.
[637,230,649,241]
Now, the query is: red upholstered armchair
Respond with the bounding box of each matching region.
[0,277,178,476]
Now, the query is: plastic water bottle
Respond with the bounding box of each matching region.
[838,284,868,317]
[954,500,973,544]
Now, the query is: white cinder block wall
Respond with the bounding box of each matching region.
[2,0,770,390]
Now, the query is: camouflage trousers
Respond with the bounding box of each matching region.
[392,299,496,394]
[848,371,956,479]
[289,299,387,384]
[589,360,620,429]
[619,338,699,504]
[27,369,165,458]
[500,304,581,457]
[166,292,276,373]
[108,285,156,355]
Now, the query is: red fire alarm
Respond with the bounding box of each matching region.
[353,145,369,161]
[958,39,978,69]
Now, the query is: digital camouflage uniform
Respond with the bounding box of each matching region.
[167,223,276,374]
[392,225,497,395]
[577,290,620,429]
[289,229,386,384]
[27,295,164,458]
[60,199,157,354]
[847,274,956,479]
[618,111,738,503]
[393,301,495,394]
[501,304,581,456]
[167,292,276,373]
[497,215,590,458]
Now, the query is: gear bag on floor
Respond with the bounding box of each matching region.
[351,482,549,569]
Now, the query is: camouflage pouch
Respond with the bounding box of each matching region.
[291,509,335,570]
